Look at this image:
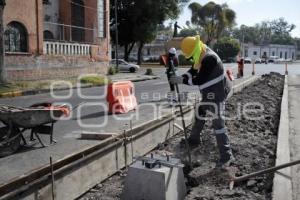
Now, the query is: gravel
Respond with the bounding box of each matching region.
[79,73,284,200]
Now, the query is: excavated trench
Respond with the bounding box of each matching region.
[79,73,284,200]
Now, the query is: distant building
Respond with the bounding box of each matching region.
[115,34,176,62]
[3,0,110,81]
[242,43,297,60]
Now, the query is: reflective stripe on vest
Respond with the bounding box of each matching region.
[199,73,224,90]
[215,128,226,134]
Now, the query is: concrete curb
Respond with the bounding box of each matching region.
[232,75,260,93]
[0,76,159,98]
[272,75,292,200]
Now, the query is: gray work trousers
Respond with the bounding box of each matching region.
[190,101,232,162]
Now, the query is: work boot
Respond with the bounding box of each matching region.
[216,156,235,168]
[215,133,233,168]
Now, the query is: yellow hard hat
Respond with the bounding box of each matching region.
[181,35,205,66]
[181,36,199,58]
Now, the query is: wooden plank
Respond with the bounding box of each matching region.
[81,132,118,140]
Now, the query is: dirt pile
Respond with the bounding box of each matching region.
[79,73,284,200]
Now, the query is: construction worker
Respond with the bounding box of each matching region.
[170,35,234,168]
[237,58,244,78]
[165,47,179,104]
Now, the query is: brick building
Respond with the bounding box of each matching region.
[3,0,110,81]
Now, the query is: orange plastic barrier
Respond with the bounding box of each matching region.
[106,81,137,114]
[161,55,168,66]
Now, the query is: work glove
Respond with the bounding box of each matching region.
[169,75,183,84]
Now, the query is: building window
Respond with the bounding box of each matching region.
[43,0,51,5]
[253,51,257,56]
[272,51,275,56]
[97,0,105,38]
[292,52,295,59]
[5,21,28,53]
[285,52,288,59]
[44,30,54,40]
[280,52,282,58]
[245,49,248,57]
[71,0,85,42]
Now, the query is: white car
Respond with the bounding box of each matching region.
[244,57,252,64]
[255,58,262,64]
[268,56,279,63]
[110,59,140,73]
[276,58,285,63]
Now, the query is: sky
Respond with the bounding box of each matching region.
[176,0,300,37]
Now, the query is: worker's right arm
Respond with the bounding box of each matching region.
[182,67,198,86]
[182,55,218,86]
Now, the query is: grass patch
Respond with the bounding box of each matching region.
[0,83,19,93]
[80,75,111,86]
[145,68,154,75]
[108,66,119,75]
[0,75,110,95]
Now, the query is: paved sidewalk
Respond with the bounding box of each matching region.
[288,75,300,200]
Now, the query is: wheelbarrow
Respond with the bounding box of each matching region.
[0,103,70,157]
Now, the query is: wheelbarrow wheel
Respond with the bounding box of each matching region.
[0,126,21,157]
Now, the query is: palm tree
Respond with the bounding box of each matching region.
[0,0,6,82]
[188,1,236,46]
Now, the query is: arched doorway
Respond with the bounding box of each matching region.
[43,30,54,40]
[5,21,28,52]
[71,0,85,42]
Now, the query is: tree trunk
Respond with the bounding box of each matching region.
[124,42,135,62]
[124,44,129,61]
[0,3,5,83]
[137,42,144,65]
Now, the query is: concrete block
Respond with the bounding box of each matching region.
[121,156,186,200]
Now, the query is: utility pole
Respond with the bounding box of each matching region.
[242,29,245,58]
[114,0,119,71]
[0,0,5,82]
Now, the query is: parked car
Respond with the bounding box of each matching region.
[222,57,236,63]
[255,58,262,64]
[268,56,279,63]
[244,57,252,64]
[110,59,140,73]
[276,58,285,63]
[285,58,293,62]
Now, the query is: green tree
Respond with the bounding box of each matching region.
[110,0,136,61]
[213,37,240,61]
[232,18,295,45]
[110,0,190,63]
[0,0,5,82]
[188,1,236,46]
[270,18,295,45]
